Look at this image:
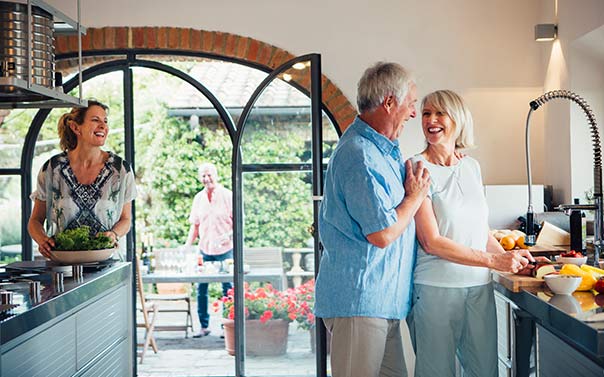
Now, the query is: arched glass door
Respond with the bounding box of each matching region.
[233,54,329,376]
[19,51,335,377]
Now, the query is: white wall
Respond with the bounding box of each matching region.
[38,0,602,373]
[539,0,604,205]
[569,27,604,202]
[49,0,604,187]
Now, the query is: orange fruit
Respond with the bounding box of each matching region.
[516,236,529,249]
[500,235,516,251]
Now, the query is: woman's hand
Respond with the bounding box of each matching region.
[489,252,529,273]
[515,256,551,275]
[37,236,55,258]
[101,231,119,247]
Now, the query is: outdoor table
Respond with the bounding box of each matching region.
[0,244,22,260]
[141,267,285,290]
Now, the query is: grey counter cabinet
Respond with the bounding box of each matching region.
[494,281,604,377]
[0,264,132,377]
[495,290,517,377]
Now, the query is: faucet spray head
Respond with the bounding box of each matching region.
[525,210,537,246]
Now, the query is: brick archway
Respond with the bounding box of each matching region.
[55,27,357,132]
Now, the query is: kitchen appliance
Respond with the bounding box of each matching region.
[0,259,115,319]
[0,0,87,108]
[0,1,55,95]
[569,198,585,252]
[524,90,601,266]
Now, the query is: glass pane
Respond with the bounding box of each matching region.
[0,109,37,168]
[322,114,339,163]
[142,56,268,124]
[0,175,22,262]
[239,65,312,165]
[241,171,316,375]
[132,67,235,376]
[238,58,326,375]
[132,66,233,244]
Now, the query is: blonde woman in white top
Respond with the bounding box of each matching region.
[407,90,535,377]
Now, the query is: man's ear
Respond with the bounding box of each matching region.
[383,95,395,113]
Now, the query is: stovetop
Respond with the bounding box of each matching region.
[0,259,117,320]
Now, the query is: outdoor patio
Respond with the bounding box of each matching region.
[137,301,321,377]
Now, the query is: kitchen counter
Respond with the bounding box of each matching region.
[0,262,131,343]
[493,272,604,376]
[0,261,133,376]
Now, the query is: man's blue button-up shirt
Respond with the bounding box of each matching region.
[315,117,416,320]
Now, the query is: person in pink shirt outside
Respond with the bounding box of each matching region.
[185,162,233,338]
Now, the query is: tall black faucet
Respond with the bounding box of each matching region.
[524,90,601,266]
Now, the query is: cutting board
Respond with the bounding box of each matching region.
[527,244,567,256]
[492,271,545,293]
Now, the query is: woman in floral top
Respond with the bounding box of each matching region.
[28,100,136,260]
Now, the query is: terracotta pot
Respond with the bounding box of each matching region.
[222,318,290,356]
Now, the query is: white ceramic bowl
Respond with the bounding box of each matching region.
[544,274,582,295]
[49,248,114,264]
[555,255,588,266]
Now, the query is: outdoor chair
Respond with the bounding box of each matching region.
[135,254,159,363]
[243,247,287,290]
[147,248,194,337]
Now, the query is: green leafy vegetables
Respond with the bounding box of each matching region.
[53,226,114,251]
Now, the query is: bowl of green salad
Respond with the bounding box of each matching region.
[49,226,116,264]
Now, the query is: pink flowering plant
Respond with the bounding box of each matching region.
[289,279,315,330]
[213,280,317,327]
[213,282,298,324]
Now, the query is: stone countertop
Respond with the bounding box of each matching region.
[0,262,131,344]
[494,278,604,359]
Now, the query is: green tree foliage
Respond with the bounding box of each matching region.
[137,113,313,249]
[241,123,313,247]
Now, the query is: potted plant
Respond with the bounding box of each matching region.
[288,279,329,353]
[290,279,315,331]
[214,282,297,356]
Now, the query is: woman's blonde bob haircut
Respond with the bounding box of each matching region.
[421,90,475,149]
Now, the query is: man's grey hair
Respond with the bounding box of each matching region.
[198,162,218,179]
[356,62,414,114]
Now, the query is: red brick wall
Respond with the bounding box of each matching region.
[55,27,357,132]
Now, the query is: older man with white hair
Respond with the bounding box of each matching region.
[185,162,233,338]
[315,62,431,377]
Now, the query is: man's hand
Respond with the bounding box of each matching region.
[454,150,466,160]
[404,160,430,201]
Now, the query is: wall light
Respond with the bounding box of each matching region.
[535,24,557,42]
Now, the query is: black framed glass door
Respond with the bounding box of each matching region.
[17,51,334,377]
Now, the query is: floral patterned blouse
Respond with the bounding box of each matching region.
[30,151,137,258]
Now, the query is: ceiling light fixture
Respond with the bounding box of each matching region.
[292,62,306,70]
[535,24,557,42]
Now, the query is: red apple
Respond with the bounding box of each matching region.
[594,278,604,294]
[595,294,604,307]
